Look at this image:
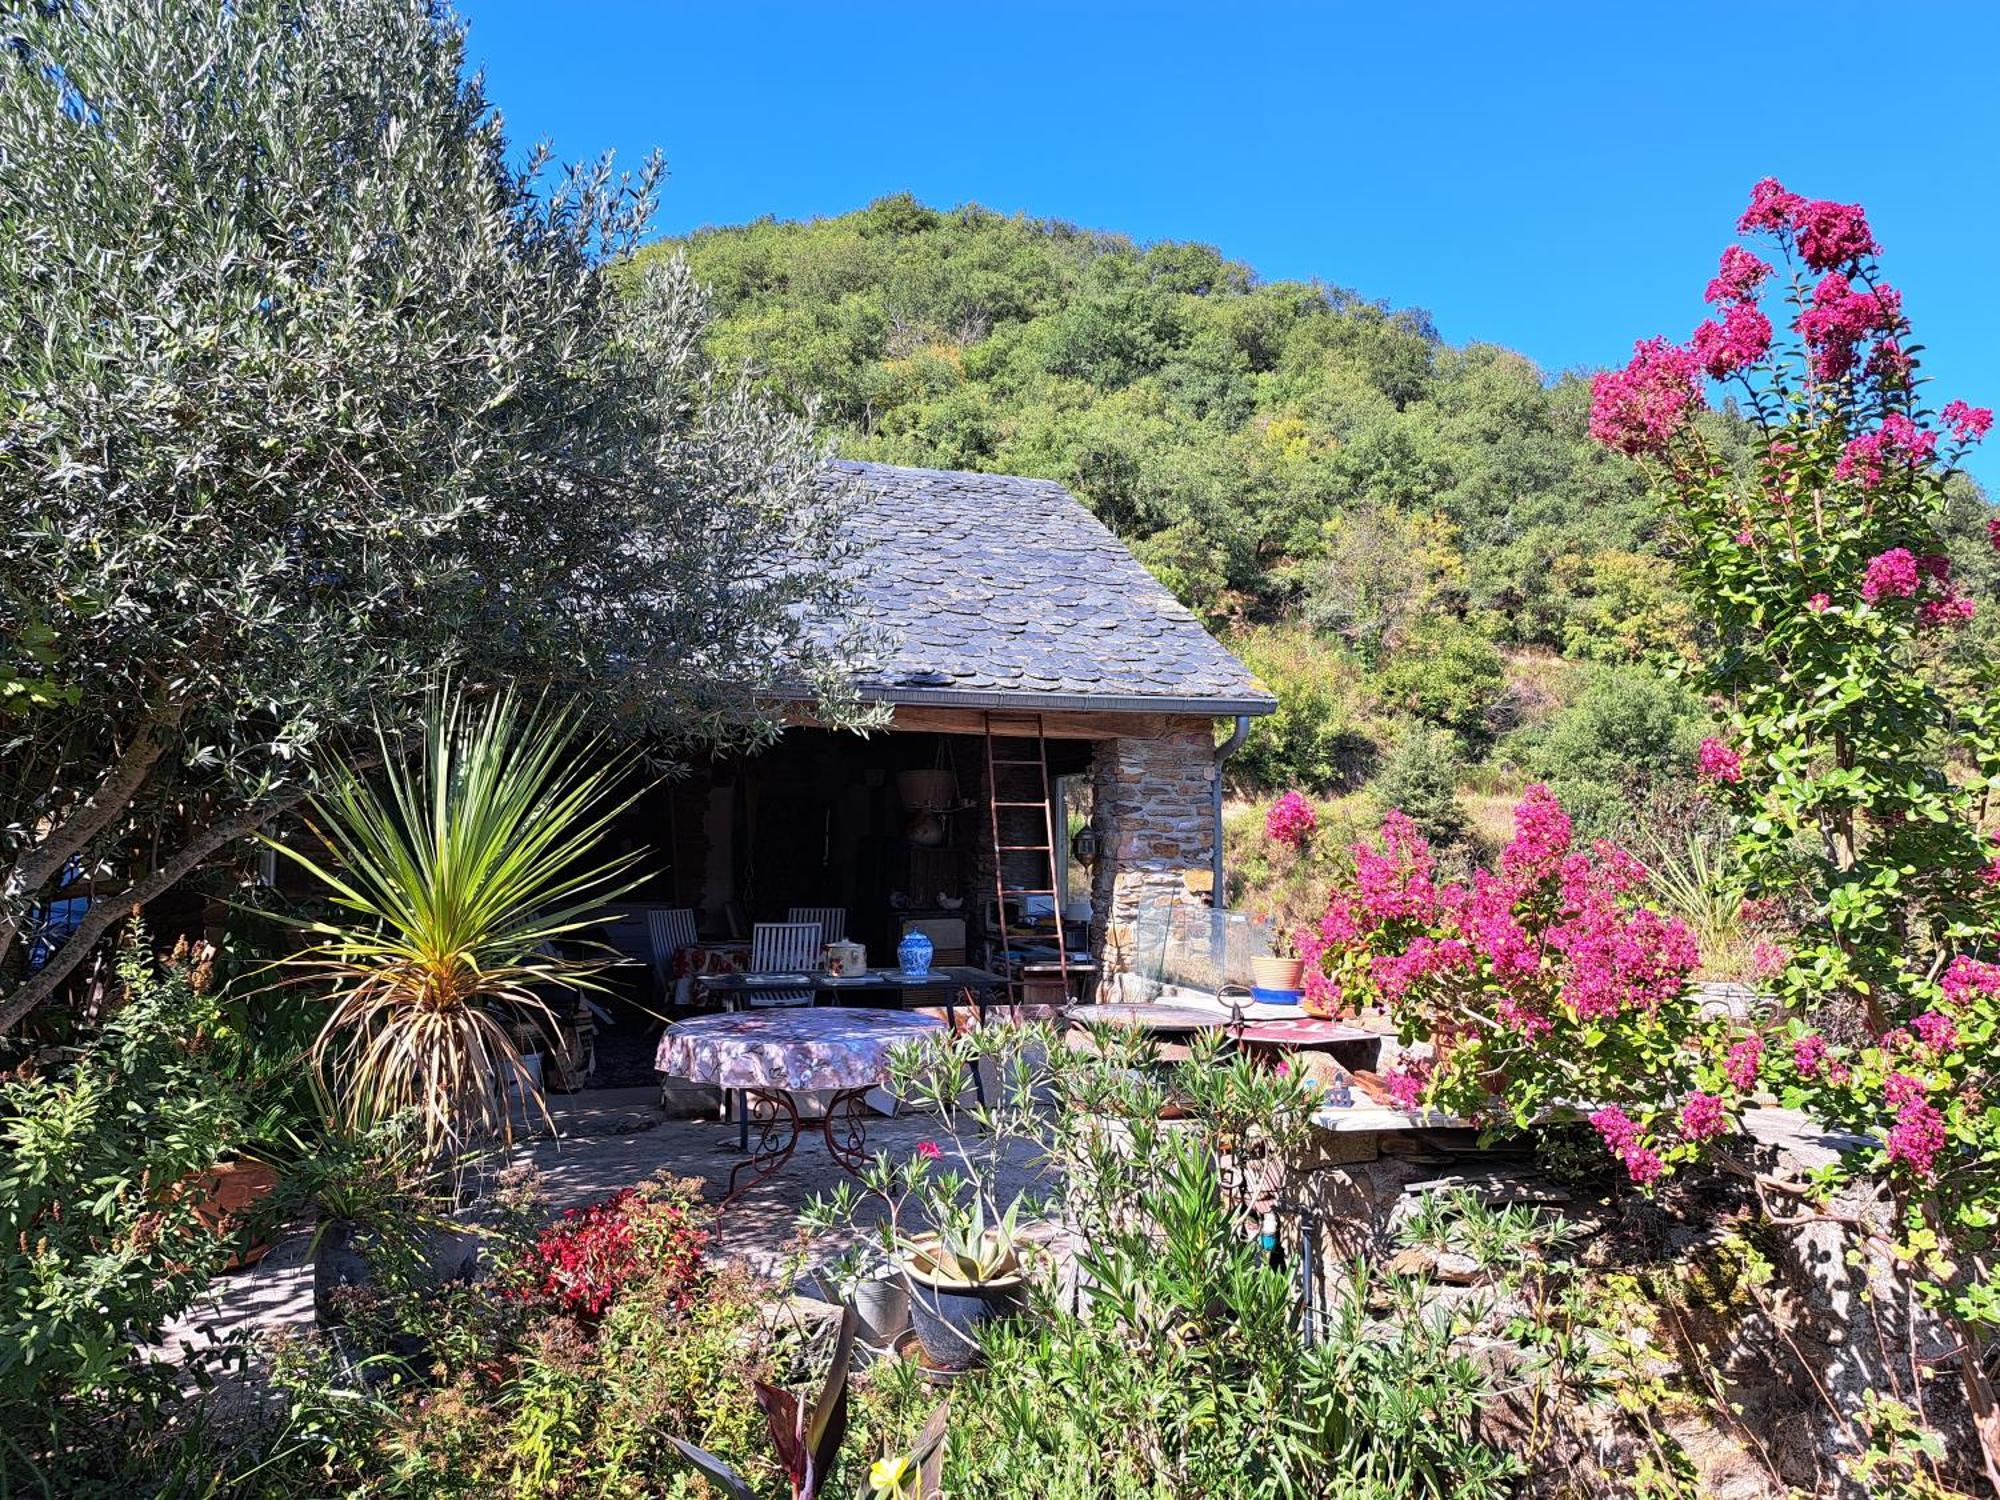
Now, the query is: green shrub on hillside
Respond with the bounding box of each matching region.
[1371,623,1508,755]
[1227,628,1378,795]
[1528,664,1708,791]
[1370,727,1473,851]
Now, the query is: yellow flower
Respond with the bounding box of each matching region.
[869,1451,918,1498]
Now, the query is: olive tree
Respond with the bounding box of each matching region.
[0,0,863,1028]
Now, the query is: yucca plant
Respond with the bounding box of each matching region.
[271,687,645,1163]
[1645,829,1745,974]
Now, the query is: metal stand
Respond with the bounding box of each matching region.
[721,1086,875,1205]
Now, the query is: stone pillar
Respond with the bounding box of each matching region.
[1089,719,1218,1001]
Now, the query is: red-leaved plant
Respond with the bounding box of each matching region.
[511,1178,710,1323]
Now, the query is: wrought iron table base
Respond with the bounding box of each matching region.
[722,1086,875,1205]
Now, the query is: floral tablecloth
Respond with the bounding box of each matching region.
[654,1007,944,1092]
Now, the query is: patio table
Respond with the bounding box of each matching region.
[655,1007,944,1202]
[693,964,1007,1030]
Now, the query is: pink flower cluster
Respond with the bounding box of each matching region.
[1796,275,1902,381]
[1696,737,1743,785]
[1859,547,1919,603]
[1679,1091,1727,1141]
[1910,1011,1959,1056]
[1704,246,1771,306]
[1264,790,1318,849]
[1691,301,1773,379]
[1307,788,1697,1049]
[1737,178,1877,271]
[1881,1070,1947,1177]
[1835,413,1937,489]
[1591,1105,1664,1185]
[1589,337,1705,457]
[1943,399,1994,444]
[1941,955,2000,1008]
[1724,1033,1764,1091]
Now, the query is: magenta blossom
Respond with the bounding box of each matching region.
[1738,177,1805,234]
[1691,301,1772,379]
[915,1140,941,1161]
[1589,337,1705,456]
[1910,1011,1959,1056]
[1919,593,1977,629]
[1724,1034,1764,1091]
[1264,790,1318,849]
[1941,955,2000,1008]
[1859,547,1920,604]
[1807,593,1831,613]
[1943,400,1994,444]
[1793,197,1877,271]
[1792,1033,1830,1079]
[1500,783,1573,881]
[1696,737,1743,785]
[1680,1091,1727,1140]
[1836,414,1937,489]
[1704,245,1772,305]
[1886,1099,1946,1177]
[1797,276,1901,380]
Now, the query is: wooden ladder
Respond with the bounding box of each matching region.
[981,711,1071,1006]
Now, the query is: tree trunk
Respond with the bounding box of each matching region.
[0,790,300,1034]
[0,703,182,971]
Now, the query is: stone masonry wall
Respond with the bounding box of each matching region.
[1089,720,1218,1001]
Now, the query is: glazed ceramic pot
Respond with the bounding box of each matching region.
[897,928,934,977]
[899,1233,1027,1373]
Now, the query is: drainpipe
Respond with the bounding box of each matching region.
[1212,715,1251,909]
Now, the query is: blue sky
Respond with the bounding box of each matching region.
[461,1,2000,485]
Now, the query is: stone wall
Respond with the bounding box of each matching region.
[1089,718,1218,1000]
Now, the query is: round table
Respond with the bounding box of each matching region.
[656,1008,944,1201]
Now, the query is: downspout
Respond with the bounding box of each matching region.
[1212,715,1251,909]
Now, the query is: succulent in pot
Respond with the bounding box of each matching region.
[800,1027,1053,1375]
[898,1196,1029,1373]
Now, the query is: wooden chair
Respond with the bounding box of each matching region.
[742,921,823,1008]
[786,906,847,944]
[645,907,699,1000]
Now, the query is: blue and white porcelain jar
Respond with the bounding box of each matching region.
[896,928,934,976]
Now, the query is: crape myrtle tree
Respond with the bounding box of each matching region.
[0,0,865,1030]
[1298,181,2000,1487]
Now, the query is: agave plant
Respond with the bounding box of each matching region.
[271,687,645,1162]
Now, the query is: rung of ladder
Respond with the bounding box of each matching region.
[997,844,1053,852]
[1000,886,1057,897]
[993,799,1051,808]
[988,758,1049,768]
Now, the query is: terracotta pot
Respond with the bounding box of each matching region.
[1251,955,1305,992]
[188,1159,281,1270]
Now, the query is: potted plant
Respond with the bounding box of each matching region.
[801,1027,1052,1375]
[897,1196,1028,1372]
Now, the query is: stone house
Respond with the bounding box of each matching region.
[613,459,1273,998]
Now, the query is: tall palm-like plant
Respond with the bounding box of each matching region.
[271,688,645,1161]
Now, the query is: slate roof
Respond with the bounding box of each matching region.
[818,460,1274,716]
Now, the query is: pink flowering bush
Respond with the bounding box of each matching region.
[1263,789,1318,849]
[1300,785,1715,1176]
[1580,178,2000,1480]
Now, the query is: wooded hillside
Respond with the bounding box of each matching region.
[627,195,1998,833]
